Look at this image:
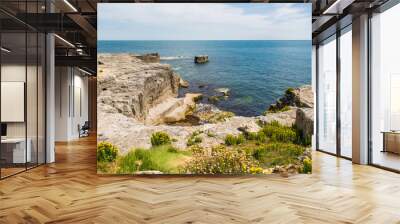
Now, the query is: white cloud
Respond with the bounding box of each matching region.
[98,3,311,40]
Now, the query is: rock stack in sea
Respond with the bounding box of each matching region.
[194,55,209,64]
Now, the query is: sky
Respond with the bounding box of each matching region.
[98,3,311,41]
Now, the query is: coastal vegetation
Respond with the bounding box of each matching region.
[151,132,172,146]
[97,120,312,175]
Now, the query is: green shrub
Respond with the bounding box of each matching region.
[265,105,291,114]
[301,157,312,174]
[184,145,260,174]
[97,142,119,162]
[251,142,305,167]
[225,134,237,146]
[246,132,258,140]
[151,132,171,146]
[195,136,202,143]
[261,121,297,143]
[187,131,203,146]
[207,131,216,137]
[285,87,294,95]
[224,134,245,146]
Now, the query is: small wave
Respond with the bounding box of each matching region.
[160,56,189,60]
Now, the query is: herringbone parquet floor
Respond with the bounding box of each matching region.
[1,135,400,224]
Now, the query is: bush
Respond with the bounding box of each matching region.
[261,121,298,143]
[251,142,305,167]
[151,132,171,146]
[224,134,245,146]
[285,87,294,95]
[184,145,260,174]
[301,157,312,174]
[97,142,119,162]
[187,131,203,146]
[246,132,258,140]
[207,131,216,137]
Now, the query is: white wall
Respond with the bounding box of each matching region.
[55,67,89,141]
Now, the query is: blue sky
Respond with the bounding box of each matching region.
[98,3,311,41]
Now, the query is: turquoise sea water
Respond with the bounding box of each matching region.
[98,40,311,116]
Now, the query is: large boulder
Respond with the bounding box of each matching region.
[194,55,209,64]
[295,108,314,138]
[215,88,230,96]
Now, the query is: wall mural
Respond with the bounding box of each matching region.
[96,3,313,175]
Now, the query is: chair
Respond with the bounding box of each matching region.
[79,121,90,138]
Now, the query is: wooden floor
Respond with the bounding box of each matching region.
[1,136,400,224]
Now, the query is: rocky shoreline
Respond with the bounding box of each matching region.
[97,53,314,154]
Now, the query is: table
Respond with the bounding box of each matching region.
[1,138,31,164]
[381,131,400,154]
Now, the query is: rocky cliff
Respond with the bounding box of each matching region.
[98,54,180,121]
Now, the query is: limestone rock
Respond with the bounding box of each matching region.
[295,108,314,138]
[194,55,209,64]
[215,88,230,96]
[179,78,189,88]
[134,53,160,63]
[97,53,180,121]
[146,93,202,125]
[267,85,313,113]
[258,108,297,127]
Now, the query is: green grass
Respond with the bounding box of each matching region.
[250,142,305,167]
[117,145,191,174]
[260,121,298,143]
[224,134,245,146]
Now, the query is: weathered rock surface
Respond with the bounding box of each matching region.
[98,53,180,121]
[268,85,313,112]
[295,108,314,138]
[134,53,160,63]
[258,108,297,127]
[146,93,202,125]
[215,88,230,96]
[194,55,209,64]
[179,78,189,88]
[265,85,314,137]
[98,109,263,154]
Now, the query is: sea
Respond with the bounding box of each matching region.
[98,40,311,116]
